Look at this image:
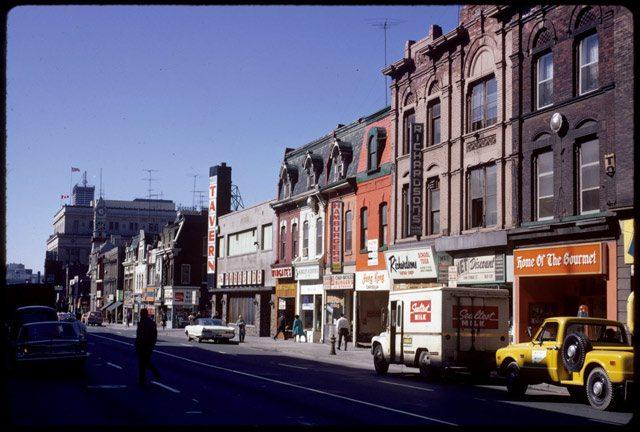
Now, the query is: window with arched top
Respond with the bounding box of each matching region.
[578,32,598,95]
[428,99,441,146]
[469,76,497,131]
[360,207,368,251]
[316,217,323,256]
[279,225,286,260]
[302,221,309,258]
[402,110,415,155]
[379,203,388,247]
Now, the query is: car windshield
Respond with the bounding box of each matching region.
[21,323,79,341]
[565,322,630,346]
[199,319,225,326]
[17,308,58,325]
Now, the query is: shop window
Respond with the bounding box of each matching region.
[292,223,299,259]
[536,52,553,109]
[428,100,441,146]
[261,224,272,250]
[402,110,415,155]
[302,221,309,258]
[401,183,410,237]
[578,33,598,95]
[536,151,554,220]
[469,76,497,131]
[344,211,352,254]
[379,202,388,247]
[427,178,440,235]
[279,226,286,260]
[468,164,497,228]
[227,228,257,256]
[578,138,600,214]
[180,264,191,285]
[360,207,368,251]
[316,218,323,256]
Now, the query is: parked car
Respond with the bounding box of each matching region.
[9,306,59,341]
[496,317,634,411]
[58,312,87,339]
[371,287,510,379]
[14,321,88,367]
[84,311,103,326]
[185,318,235,343]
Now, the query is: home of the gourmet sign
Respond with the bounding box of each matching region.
[514,242,606,277]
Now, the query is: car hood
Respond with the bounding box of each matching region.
[201,325,235,331]
[498,342,530,351]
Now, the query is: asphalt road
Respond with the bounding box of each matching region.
[5,326,635,426]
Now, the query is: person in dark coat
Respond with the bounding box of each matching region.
[135,308,160,386]
[235,315,246,343]
[273,313,287,340]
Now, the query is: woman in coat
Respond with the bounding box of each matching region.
[292,315,307,343]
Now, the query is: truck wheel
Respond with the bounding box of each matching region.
[561,333,590,372]
[418,351,438,381]
[567,385,586,402]
[505,362,528,398]
[373,345,389,375]
[586,367,618,411]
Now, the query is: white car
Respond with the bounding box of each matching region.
[185,318,235,343]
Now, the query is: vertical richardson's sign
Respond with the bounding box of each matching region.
[409,123,424,237]
[330,201,343,273]
[207,174,218,279]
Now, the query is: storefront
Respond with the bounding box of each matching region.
[513,241,616,342]
[295,263,323,343]
[323,273,354,342]
[273,266,296,338]
[163,287,199,329]
[354,269,390,346]
[385,246,440,291]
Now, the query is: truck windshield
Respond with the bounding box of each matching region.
[565,322,630,346]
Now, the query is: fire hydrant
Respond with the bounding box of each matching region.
[330,333,337,355]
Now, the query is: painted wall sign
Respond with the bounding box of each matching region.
[207,174,218,277]
[385,247,437,279]
[410,300,432,322]
[409,123,424,237]
[513,242,606,277]
[367,239,379,266]
[295,265,321,281]
[448,265,458,287]
[330,201,343,273]
[454,254,505,284]
[220,270,265,287]
[355,270,390,291]
[437,253,453,284]
[271,267,293,279]
[323,273,355,290]
[452,305,499,329]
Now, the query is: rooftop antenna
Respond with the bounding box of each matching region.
[189,173,200,207]
[367,18,404,107]
[142,169,159,225]
[230,183,245,211]
[82,171,88,187]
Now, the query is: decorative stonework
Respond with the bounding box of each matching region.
[466,135,496,151]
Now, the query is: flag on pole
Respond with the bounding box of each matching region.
[71,167,80,172]
[61,194,69,199]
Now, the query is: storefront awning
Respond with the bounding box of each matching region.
[105,301,123,312]
[100,301,114,311]
[214,286,274,293]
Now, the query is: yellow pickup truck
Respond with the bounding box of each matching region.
[496,317,633,411]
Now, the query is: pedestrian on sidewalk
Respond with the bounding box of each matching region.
[135,308,160,386]
[126,310,132,328]
[292,315,307,343]
[273,313,287,340]
[188,312,195,326]
[236,315,246,343]
[336,314,349,351]
[161,314,167,331]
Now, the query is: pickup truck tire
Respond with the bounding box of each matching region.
[586,367,618,411]
[567,385,587,402]
[505,362,528,398]
[373,345,389,375]
[561,333,590,372]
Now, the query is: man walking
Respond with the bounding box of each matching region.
[336,314,349,351]
[273,313,287,340]
[135,308,160,386]
[236,315,246,343]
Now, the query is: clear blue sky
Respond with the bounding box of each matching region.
[7,5,459,273]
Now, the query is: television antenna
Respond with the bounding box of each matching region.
[188,173,201,207]
[367,18,404,106]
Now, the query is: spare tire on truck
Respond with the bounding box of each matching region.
[561,332,590,372]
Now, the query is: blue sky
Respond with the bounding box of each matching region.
[7,5,459,273]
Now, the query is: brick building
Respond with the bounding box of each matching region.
[506,5,634,341]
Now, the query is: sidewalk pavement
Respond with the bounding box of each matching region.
[99,323,569,395]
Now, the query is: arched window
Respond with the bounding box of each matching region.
[469,76,497,131]
[344,211,352,254]
[316,218,323,256]
[402,110,415,155]
[367,135,378,171]
[291,223,298,259]
[578,33,598,95]
[360,207,368,251]
[279,225,286,260]
[428,100,441,146]
[302,221,309,258]
[379,203,388,247]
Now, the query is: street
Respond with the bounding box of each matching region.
[5,325,634,426]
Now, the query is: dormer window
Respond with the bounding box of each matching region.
[328,140,352,183]
[330,156,342,182]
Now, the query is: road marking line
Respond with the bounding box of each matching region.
[89,333,456,425]
[185,411,202,414]
[278,363,308,370]
[180,343,192,347]
[378,380,434,392]
[106,362,123,370]
[151,381,180,393]
[87,385,127,389]
[192,398,199,403]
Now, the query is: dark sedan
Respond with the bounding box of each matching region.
[14,321,88,366]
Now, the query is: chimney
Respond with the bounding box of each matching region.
[429,24,443,40]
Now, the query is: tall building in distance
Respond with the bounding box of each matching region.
[72,171,95,206]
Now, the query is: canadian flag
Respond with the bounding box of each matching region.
[61,194,69,199]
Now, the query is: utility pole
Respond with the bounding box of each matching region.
[367,18,404,107]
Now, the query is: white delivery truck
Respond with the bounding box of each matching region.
[371,286,510,379]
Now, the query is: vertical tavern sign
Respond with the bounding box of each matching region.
[330,201,343,273]
[409,123,424,236]
[207,174,218,278]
